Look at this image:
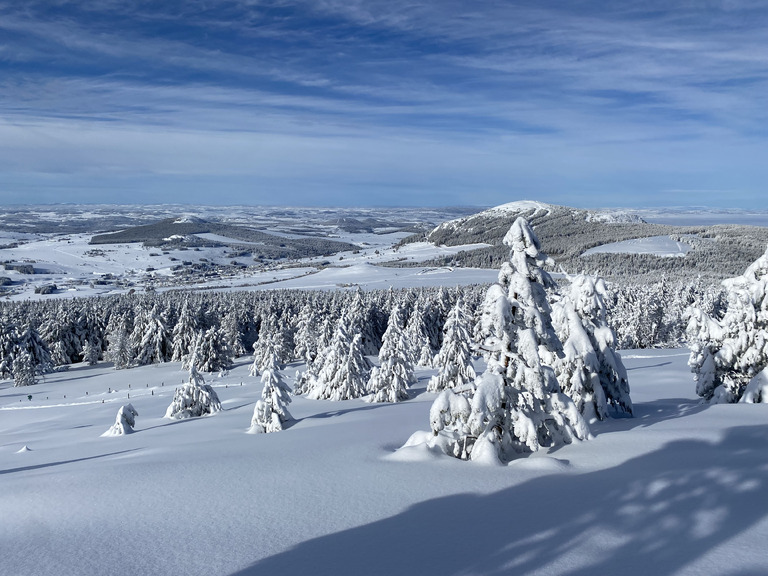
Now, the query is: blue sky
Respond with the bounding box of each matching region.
[1,1,767,208]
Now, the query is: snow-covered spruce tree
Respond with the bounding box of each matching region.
[248,353,293,433]
[249,322,286,377]
[427,296,476,393]
[102,404,139,436]
[221,309,247,358]
[422,217,590,463]
[106,325,133,370]
[552,275,632,420]
[39,307,80,365]
[367,305,415,403]
[306,320,372,401]
[355,292,383,356]
[404,300,433,367]
[165,365,222,419]
[12,349,37,387]
[293,301,320,364]
[687,246,768,403]
[17,323,54,375]
[0,320,20,379]
[131,304,172,366]
[171,298,198,362]
[81,339,100,366]
[184,327,233,374]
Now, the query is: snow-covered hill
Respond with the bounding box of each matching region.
[2,350,767,576]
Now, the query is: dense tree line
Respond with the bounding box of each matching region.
[0,285,485,385]
[0,269,727,389]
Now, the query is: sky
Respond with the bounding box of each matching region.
[1,1,767,209]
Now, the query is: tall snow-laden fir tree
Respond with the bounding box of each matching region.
[687,246,768,403]
[171,298,198,362]
[552,275,632,420]
[17,323,54,375]
[293,301,320,364]
[165,365,222,419]
[367,305,415,403]
[425,217,590,463]
[427,296,476,393]
[81,339,100,366]
[306,320,372,401]
[1,320,54,380]
[248,352,293,433]
[131,304,172,366]
[12,348,37,387]
[106,322,133,370]
[184,327,233,374]
[221,309,247,358]
[404,300,433,367]
[0,320,19,379]
[249,321,286,377]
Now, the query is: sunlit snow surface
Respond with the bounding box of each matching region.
[1,350,767,576]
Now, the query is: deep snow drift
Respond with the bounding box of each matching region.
[1,349,767,576]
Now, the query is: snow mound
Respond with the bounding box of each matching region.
[508,456,572,472]
[16,445,32,453]
[386,431,447,462]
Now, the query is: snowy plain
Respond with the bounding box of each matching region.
[0,229,495,301]
[2,350,767,576]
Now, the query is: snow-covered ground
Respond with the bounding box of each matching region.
[0,228,493,301]
[582,235,692,258]
[2,349,766,576]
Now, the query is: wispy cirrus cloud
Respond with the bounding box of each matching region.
[1,0,766,206]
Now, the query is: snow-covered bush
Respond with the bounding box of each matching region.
[102,404,139,436]
[164,366,222,419]
[687,246,768,403]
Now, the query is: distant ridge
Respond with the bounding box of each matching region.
[90,217,358,260]
[400,200,768,280]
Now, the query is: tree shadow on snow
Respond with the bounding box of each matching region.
[300,401,400,421]
[589,397,709,438]
[229,424,768,576]
[0,449,140,476]
[625,361,673,371]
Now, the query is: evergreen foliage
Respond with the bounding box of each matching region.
[165,366,222,419]
[428,218,591,463]
[249,353,293,433]
[102,404,139,436]
[687,246,768,403]
[367,305,415,403]
[427,296,476,393]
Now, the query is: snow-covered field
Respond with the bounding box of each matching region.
[0,228,494,300]
[2,349,767,576]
